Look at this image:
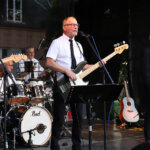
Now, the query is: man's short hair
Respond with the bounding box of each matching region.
[25,46,34,53]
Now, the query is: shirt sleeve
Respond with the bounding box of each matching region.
[46,39,59,61]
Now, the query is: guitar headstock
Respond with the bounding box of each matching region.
[9,54,27,63]
[114,42,129,54]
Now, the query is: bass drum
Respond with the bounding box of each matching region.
[6,106,53,146]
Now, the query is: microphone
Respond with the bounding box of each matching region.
[78,31,90,37]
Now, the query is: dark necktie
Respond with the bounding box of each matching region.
[69,39,77,69]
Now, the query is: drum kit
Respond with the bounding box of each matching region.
[0,77,54,148]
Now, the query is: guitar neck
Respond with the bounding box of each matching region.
[103,51,117,62]
[80,51,117,79]
[124,80,130,102]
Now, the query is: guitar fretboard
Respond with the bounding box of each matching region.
[79,51,117,79]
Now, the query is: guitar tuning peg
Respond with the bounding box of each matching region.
[114,44,117,47]
[122,41,126,44]
[117,43,120,46]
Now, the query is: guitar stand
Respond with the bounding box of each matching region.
[66,84,123,150]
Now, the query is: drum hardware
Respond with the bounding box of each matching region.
[21,126,37,150]
[7,80,29,105]
[27,79,46,104]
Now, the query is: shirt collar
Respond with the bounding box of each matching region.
[63,33,75,42]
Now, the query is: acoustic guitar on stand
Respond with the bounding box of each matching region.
[120,79,139,123]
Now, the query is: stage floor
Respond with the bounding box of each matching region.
[0,119,144,150]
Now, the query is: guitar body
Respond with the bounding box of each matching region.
[120,97,139,122]
[57,61,88,100]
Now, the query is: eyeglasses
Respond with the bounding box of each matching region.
[64,24,80,28]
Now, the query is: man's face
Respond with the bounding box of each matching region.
[27,48,35,60]
[63,17,79,39]
[5,61,13,72]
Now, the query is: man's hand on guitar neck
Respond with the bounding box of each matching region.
[83,59,106,70]
[65,69,77,81]
[99,59,106,67]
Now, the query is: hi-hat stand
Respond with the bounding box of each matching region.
[66,83,123,150]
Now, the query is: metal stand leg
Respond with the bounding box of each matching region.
[104,101,107,150]
[86,99,93,150]
[13,128,17,150]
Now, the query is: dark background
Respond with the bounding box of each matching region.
[73,0,150,118]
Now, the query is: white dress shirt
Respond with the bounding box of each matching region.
[46,34,84,70]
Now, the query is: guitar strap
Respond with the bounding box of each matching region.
[75,41,86,61]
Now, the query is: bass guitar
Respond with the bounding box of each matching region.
[57,43,129,101]
[120,79,139,123]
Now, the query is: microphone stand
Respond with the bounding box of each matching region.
[91,35,114,84]
[21,128,37,150]
[79,32,114,150]
[79,31,114,83]
[0,59,20,150]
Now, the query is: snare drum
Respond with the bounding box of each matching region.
[7,79,29,105]
[28,79,46,104]
[6,106,53,146]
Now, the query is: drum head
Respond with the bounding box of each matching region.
[21,106,52,146]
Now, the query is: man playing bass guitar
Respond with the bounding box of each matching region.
[45,16,105,150]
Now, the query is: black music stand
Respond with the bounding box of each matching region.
[25,61,33,73]
[25,61,34,78]
[66,83,123,150]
